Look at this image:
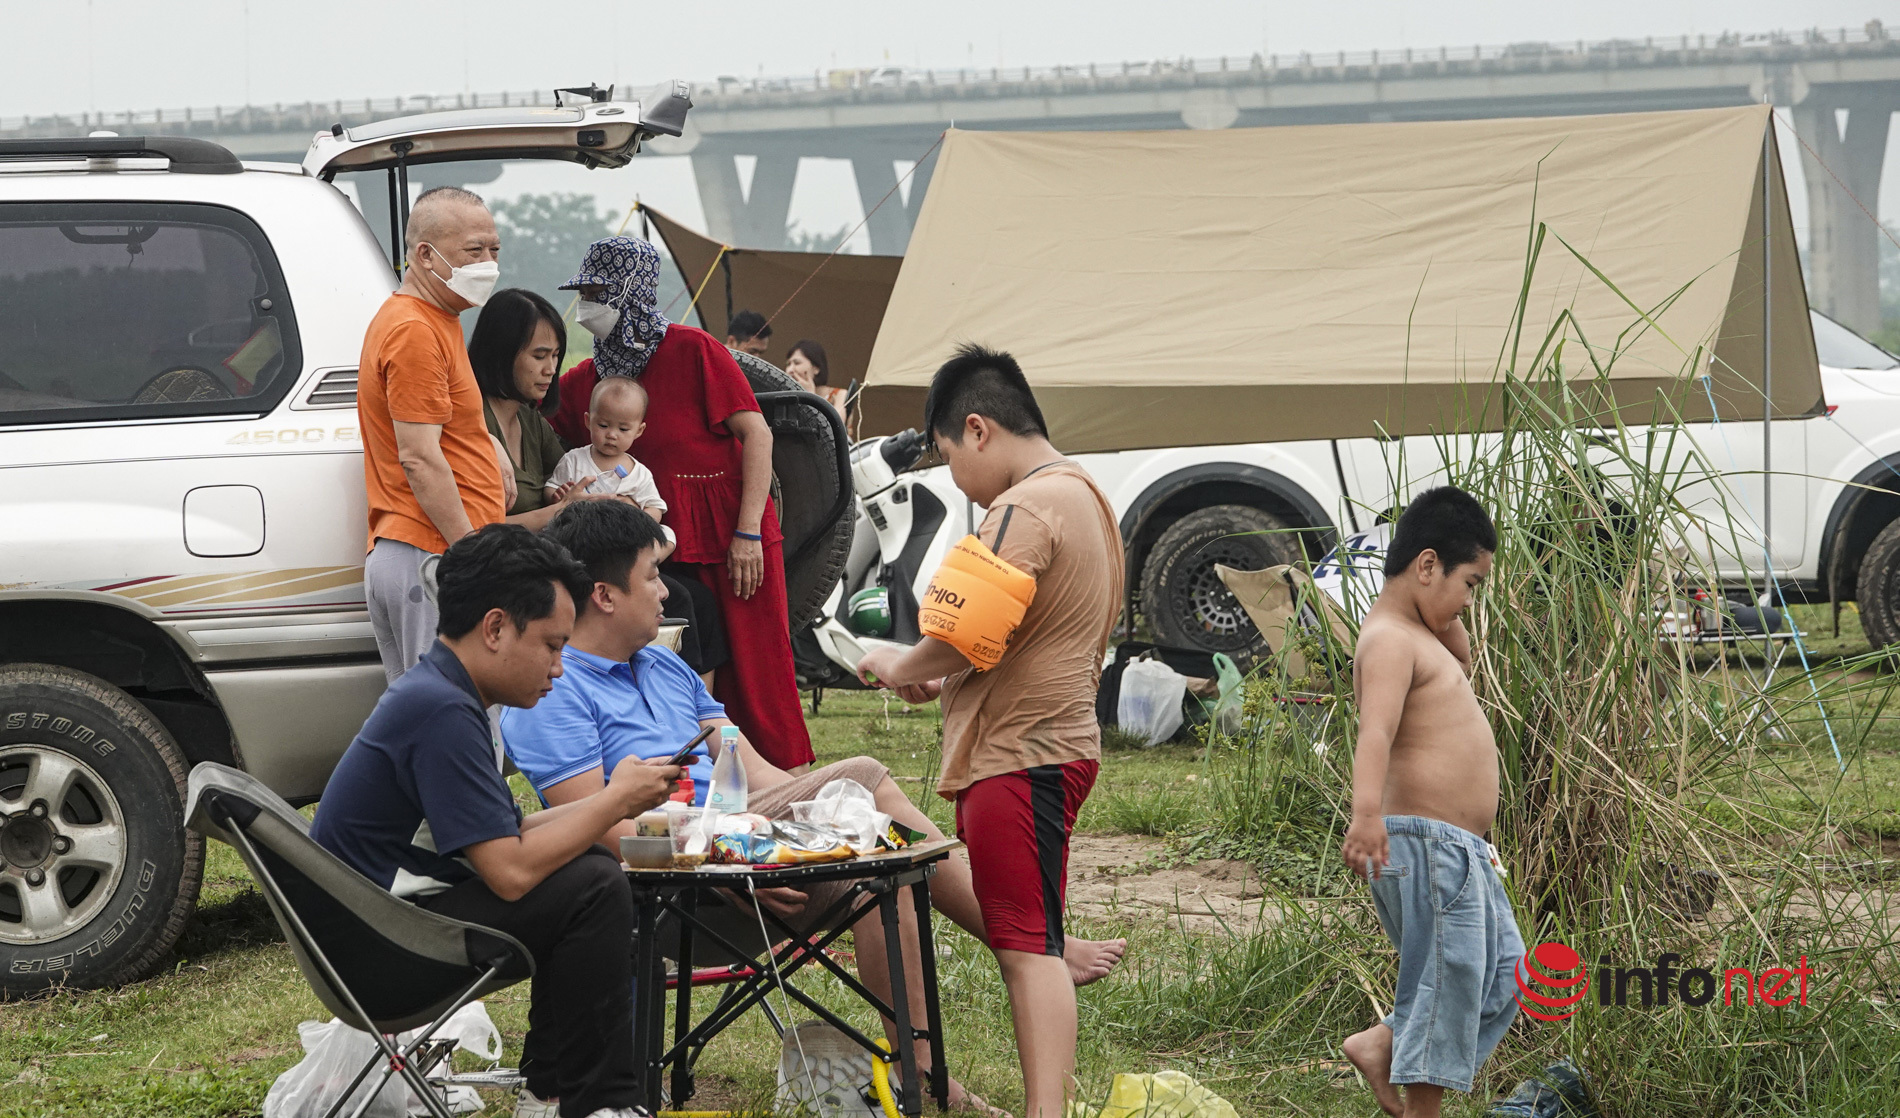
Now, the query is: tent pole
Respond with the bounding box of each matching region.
[1761,106,1773,586]
[723,254,735,335]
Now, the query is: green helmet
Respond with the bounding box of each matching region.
[846,586,893,637]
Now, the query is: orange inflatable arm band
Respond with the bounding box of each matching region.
[918,535,1037,670]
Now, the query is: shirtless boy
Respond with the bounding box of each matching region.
[1339,486,1522,1118]
[857,344,1127,1118]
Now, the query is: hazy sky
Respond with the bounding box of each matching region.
[5,2,1893,246]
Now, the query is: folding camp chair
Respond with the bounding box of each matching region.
[184,763,533,1118]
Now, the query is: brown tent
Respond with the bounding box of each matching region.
[640,204,902,397]
[861,105,1821,451]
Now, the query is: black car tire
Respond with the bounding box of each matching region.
[1856,516,1900,651]
[0,664,202,996]
[1140,504,1303,669]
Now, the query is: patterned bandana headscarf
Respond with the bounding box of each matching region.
[563,236,671,379]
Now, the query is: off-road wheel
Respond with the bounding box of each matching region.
[1856,517,1900,651]
[1140,505,1302,670]
[0,664,202,996]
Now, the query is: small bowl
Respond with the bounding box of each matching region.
[620,835,672,869]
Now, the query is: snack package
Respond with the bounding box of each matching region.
[709,822,855,865]
[881,819,927,850]
[710,833,781,864]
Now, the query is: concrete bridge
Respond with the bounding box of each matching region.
[5,25,1899,332]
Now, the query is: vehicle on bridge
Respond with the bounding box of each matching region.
[0,87,850,996]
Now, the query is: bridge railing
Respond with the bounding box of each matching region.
[1,24,1894,135]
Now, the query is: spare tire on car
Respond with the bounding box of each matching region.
[731,350,856,630]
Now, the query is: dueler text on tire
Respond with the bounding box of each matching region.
[1139,504,1303,670]
[1856,517,1900,651]
[0,664,202,996]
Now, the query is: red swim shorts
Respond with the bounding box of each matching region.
[953,759,1099,956]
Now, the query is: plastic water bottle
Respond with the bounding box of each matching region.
[707,726,748,814]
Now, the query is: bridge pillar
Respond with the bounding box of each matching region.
[905,147,940,227]
[690,150,798,249]
[1791,91,1895,335]
[852,155,915,254]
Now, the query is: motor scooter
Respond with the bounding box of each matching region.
[792,428,977,690]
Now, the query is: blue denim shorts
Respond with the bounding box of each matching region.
[1367,815,1525,1092]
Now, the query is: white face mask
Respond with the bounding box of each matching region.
[420,242,500,307]
[575,299,620,338]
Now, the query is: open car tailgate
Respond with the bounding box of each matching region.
[302,81,691,179]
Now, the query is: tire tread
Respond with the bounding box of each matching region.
[1138,504,1301,668]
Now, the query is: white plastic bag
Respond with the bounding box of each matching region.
[804,779,892,852]
[1118,658,1187,746]
[265,1002,501,1118]
[430,1001,501,1063]
[264,1019,406,1118]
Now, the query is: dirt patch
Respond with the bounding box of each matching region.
[1066,835,1277,935]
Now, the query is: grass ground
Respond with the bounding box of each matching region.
[3,629,1896,1117]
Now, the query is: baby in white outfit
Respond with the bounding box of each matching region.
[548,377,670,536]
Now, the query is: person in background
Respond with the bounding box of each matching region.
[785,338,847,413]
[477,288,728,684]
[724,309,772,357]
[359,186,506,681]
[554,238,812,769]
[310,524,679,1118]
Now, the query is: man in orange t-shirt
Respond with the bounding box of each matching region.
[360,187,507,680]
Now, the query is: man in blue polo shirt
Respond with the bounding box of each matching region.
[312,524,681,1118]
[499,502,1128,1114]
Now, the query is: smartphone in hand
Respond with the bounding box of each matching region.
[666,725,717,768]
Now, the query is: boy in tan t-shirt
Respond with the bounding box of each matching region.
[857,344,1126,1118]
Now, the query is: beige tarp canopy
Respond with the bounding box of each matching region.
[860,105,1820,451]
[640,204,902,393]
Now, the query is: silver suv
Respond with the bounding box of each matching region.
[0,86,693,993]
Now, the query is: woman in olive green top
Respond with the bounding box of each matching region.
[471,288,728,680]
[472,289,596,530]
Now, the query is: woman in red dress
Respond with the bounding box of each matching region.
[555,237,814,769]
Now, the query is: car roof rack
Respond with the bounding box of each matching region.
[0,136,243,174]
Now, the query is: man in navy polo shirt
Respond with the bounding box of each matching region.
[312,524,681,1118]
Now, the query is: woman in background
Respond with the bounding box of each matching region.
[785,339,847,414]
[554,238,812,769]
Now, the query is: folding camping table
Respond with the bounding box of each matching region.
[625,838,961,1115]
